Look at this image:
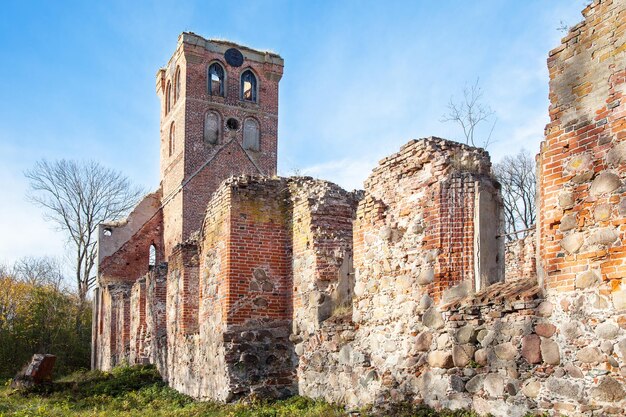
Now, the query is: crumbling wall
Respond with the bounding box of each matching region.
[93,283,132,370]
[196,182,231,399]
[537,0,626,299]
[298,137,504,406]
[97,191,164,283]
[299,278,626,416]
[504,230,537,281]
[93,190,164,369]
[290,178,361,338]
[219,177,295,400]
[159,176,360,401]
[166,242,201,396]
[298,1,626,415]
[528,1,626,414]
[145,264,168,378]
[354,138,500,305]
[129,277,148,365]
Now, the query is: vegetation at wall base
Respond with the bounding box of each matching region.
[0,365,552,417]
[0,267,92,380]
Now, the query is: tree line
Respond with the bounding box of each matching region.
[0,160,142,379]
[0,257,91,378]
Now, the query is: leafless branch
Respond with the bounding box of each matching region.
[25,159,143,302]
[493,150,537,240]
[441,78,497,149]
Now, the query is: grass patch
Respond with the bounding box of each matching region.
[0,365,551,417]
[0,365,343,417]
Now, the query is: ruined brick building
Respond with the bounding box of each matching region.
[93,1,626,415]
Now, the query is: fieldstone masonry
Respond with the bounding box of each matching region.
[93,1,626,415]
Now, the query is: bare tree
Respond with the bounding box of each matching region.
[493,150,536,239]
[441,79,497,149]
[25,160,143,303]
[13,256,66,290]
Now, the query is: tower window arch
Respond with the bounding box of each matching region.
[204,111,221,145]
[208,62,225,97]
[243,118,260,151]
[165,81,172,114]
[241,69,257,102]
[169,122,176,156]
[149,244,157,268]
[174,66,181,103]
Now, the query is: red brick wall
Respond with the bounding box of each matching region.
[353,138,497,312]
[98,209,163,284]
[167,243,200,334]
[157,34,283,256]
[129,278,147,365]
[225,177,292,326]
[429,173,477,298]
[537,0,626,299]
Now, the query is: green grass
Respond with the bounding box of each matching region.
[0,365,549,417]
[0,366,345,417]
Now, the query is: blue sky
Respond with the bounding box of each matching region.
[0,0,587,265]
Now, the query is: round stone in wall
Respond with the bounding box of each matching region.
[224,48,244,67]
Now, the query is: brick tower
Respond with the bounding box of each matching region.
[156,33,284,255]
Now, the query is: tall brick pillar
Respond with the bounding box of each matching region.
[156,33,284,257]
[537,0,626,307]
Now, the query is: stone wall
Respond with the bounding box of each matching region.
[537,0,626,299]
[504,230,537,282]
[298,137,505,408]
[145,264,168,378]
[353,137,501,309]
[298,278,626,416]
[93,282,132,370]
[129,277,148,365]
[290,178,361,337]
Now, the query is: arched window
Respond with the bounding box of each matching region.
[204,111,221,145]
[169,122,175,156]
[208,63,225,96]
[149,244,157,268]
[174,66,181,103]
[165,81,172,114]
[243,118,260,151]
[241,70,257,102]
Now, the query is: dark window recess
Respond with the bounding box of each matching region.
[169,122,176,156]
[226,118,240,130]
[208,63,224,96]
[165,81,172,114]
[174,66,181,102]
